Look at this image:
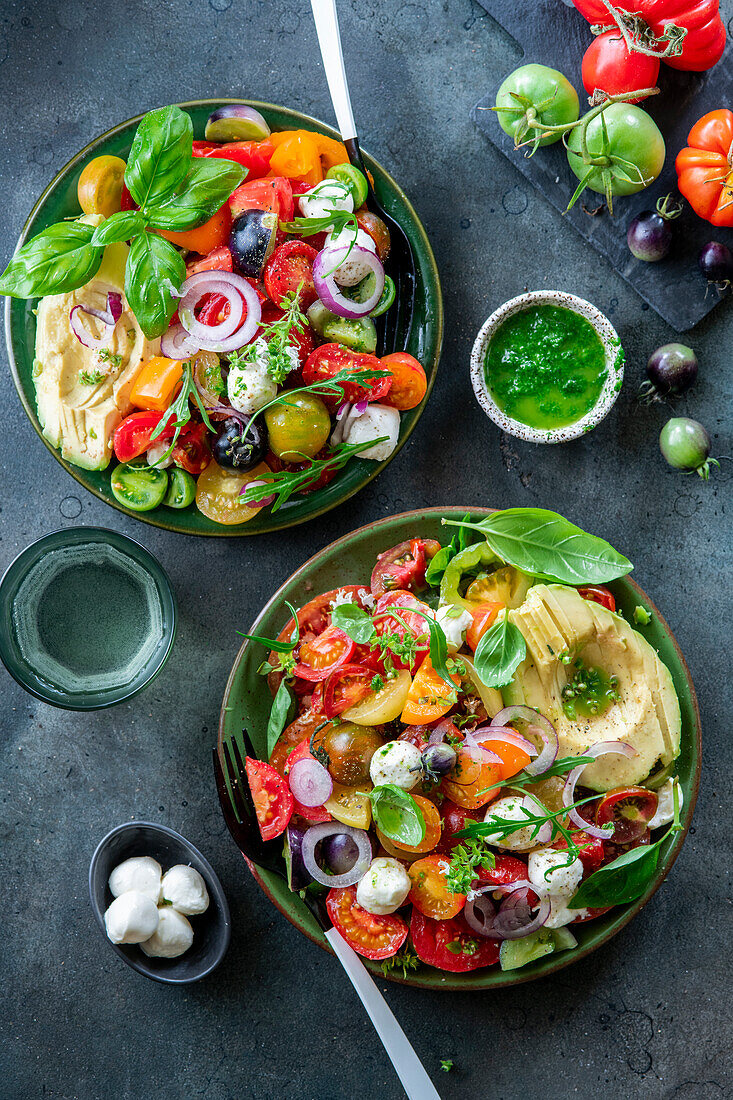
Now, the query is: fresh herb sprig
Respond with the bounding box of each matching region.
[455,793,605,864]
[242,366,392,437]
[445,838,496,895]
[280,208,358,245]
[477,755,597,798]
[380,945,421,980]
[240,438,389,511]
[228,289,307,384]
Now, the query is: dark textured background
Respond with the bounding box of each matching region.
[1,2,731,1098]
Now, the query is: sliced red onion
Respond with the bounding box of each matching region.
[563,741,638,839]
[178,271,261,352]
[492,878,533,894]
[490,886,551,940]
[288,758,333,807]
[330,400,369,447]
[301,822,372,889]
[239,479,276,507]
[69,291,123,349]
[463,892,496,938]
[473,725,537,758]
[161,322,200,360]
[491,706,558,777]
[313,245,384,320]
[462,730,502,766]
[522,794,552,844]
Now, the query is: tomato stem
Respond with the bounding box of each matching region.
[591,1,687,60]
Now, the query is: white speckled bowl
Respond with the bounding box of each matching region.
[470,290,624,444]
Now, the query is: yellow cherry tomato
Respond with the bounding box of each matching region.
[400,656,461,725]
[264,392,331,460]
[195,460,270,526]
[129,356,183,412]
[324,783,372,829]
[77,155,127,217]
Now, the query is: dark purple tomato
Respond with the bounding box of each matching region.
[627,211,672,262]
[641,344,698,402]
[698,241,733,286]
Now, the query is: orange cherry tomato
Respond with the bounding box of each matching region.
[355,210,391,261]
[676,110,733,227]
[440,734,532,809]
[408,853,466,919]
[129,356,183,412]
[379,352,428,411]
[400,655,461,725]
[269,131,323,186]
[466,601,504,651]
[157,203,232,254]
[391,795,442,855]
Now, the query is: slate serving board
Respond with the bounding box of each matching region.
[472,0,733,330]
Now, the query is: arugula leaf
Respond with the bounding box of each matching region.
[91,210,146,246]
[279,210,356,238]
[368,785,426,847]
[0,222,102,298]
[473,613,526,688]
[266,679,297,759]
[236,601,300,652]
[124,232,185,339]
[330,603,376,644]
[146,158,246,231]
[240,438,388,511]
[124,104,193,208]
[446,509,633,586]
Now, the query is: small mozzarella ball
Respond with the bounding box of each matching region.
[227,361,277,415]
[140,907,194,959]
[108,856,162,902]
[161,865,210,916]
[543,896,589,930]
[343,404,400,461]
[325,226,377,255]
[483,796,538,852]
[528,848,584,898]
[146,440,173,469]
[104,891,160,945]
[356,857,411,915]
[323,227,377,287]
[648,778,681,830]
[435,605,472,653]
[299,179,354,219]
[369,740,422,790]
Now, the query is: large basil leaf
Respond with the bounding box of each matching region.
[473,614,526,688]
[473,509,633,585]
[369,785,426,846]
[124,105,193,209]
[146,158,245,231]
[124,232,185,339]
[0,222,102,298]
[266,680,296,759]
[570,841,661,908]
[330,603,376,645]
[91,210,146,246]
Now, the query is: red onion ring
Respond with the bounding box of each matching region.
[160,322,200,360]
[563,741,638,839]
[463,892,496,938]
[69,292,123,349]
[239,478,276,507]
[312,245,384,320]
[491,706,558,776]
[178,271,261,352]
[464,882,550,940]
[288,758,333,807]
[462,730,502,766]
[473,725,537,758]
[301,822,372,889]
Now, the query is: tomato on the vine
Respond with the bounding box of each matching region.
[327,885,408,960]
[581,31,660,102]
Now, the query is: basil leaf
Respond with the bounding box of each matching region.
[237,600,300,653]
[369,785,426,846]
[425,545,452,586]
[570,840,661,908]
[456,509,633,586]
[125,105,193,209]
[266,679,296,759]
[473,614,526,688]
[146,158,246,231]
[91,210,146,246]
[330,603,376,644]
[0,222,102,298]
[124,232,185,339]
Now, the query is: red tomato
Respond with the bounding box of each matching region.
[577,585,616,612]
[436,800,485,854]
[554,829,606,874]
[113,411,175,463]
[355,210,391,261]
[172,422,212,476]
[228,176,294,222]
[192,138,274,179]
[244,757,294,841]
[263,240,319,307]
[186,244,234,275]
[327,885,408,960]
[573,905,614,923]
[373,590,432,672]
[603,828,651,864]
[581,30,660,102]
[302,344,392,411]
[595,786,658,844]
[370,538,442,597]
[474,853,530,889]
[294,625,356,682]
[256,303,314,365]
[323,664,373,718]
[269,711,324,775]
[379,352,428,411]
[409,909,499,972]
[284,740,332,823]
[264,446,340,495]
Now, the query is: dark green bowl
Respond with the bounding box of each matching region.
[218,507,701,990]
[5,100,443,537]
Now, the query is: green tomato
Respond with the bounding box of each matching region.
[495,64,579,149]
[164,467,196,508]
[111,462,168,511]
[264,393,331,461]
[326,163,368,207]
[566,103,665,204]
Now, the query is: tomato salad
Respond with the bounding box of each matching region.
[239,510,685,975]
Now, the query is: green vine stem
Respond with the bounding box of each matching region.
[591,0,688,60]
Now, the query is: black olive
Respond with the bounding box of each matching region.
[229,208,278,278]
[212,417,268,470]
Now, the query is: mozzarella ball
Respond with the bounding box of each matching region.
[369,740,422,790]
[483,796,539,852]
[323,227,378,287]
[227,360,277,415]
[140,907,194,959]
[435,605,472,653]
[342,404,400,461]
[299,179,353,219]
[543,896,589,929]
[108,856,162,902]
[528,848,584,899]
[325,225,376,255]
[161,865,210,916]
[356,857,411,915]
[104,891,160,945]
[648,778,681,830]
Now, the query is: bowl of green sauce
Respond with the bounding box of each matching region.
[470,290,625,443]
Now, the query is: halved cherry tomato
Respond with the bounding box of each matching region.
[186,244,234,275]
[269,130,323,186]
[373,590,432,673]
[379,352,427,411]
[228,175,294,222]
[400,656,461,725]
[466,601,504,651]
[436,799,484,854]
[391,796,442,855]
[157,203,232,255]
[554,829,605,874]
[408,853,465,919]
[192,138,274,178]
[263,240,318,308]
[113,411,175,463]
[410,909,499,972]
[302,344,392,410]
[326,885,408,960]
[172,422,212,476]
[294,625,355,682]
[595,786,658,844]
[312,132,349,172]
[265,446,338,494]
[474,853,530,889]
[370,538,442,597]
[244,757,294,841]
[578,585,616,612]
[269,710,325,776]
[323,664,373,718]
[440,733,530,810]
[572,905,613,923]
[257,303,314,365]
[283,739,333,823]
[355,210,391,261]
[604,827,650,864]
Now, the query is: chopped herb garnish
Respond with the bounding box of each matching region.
[78,368,106,385]
[380,944,421,980]
[446,838,496,895]
[97,348,122,367]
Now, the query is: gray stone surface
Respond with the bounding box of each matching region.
[0,1,730,1098]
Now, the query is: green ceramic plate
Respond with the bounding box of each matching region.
[5,100,443,537]
[218,507,701,990]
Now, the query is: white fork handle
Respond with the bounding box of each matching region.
[310,0,358,141]
[324,928,442,1100]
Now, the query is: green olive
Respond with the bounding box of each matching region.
[264,393,331,460]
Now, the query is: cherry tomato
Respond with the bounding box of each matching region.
[466,601,504,651]
[157,203,232,255]
[294,625,356,682]
[370,538,442,597]
[283,739,333,823]
[228,176,294,222]
[312,721,383,785]
[323,664,373,719]
[374,590,432,672]
[401,656,461,725]
[263,240,318,307]
[194,459,271,526]
[269,131,323,186]
[391,796,443,855]
[436,799,484,855]
[244,757,294,841]
[408,854,466,919]
[604,828,651,864]
[186,244,235,275]
[355,210,391,261]
[257,303,314,365]
[326,885,408,960]
[440,733,530,810]
[595,786,659,844]
[581,30,660,103]
[77,155,126,217]
[554,829,605,874]
[113,411,175,463]
[379,352,428,411]
[577,585,616,612]
[265,445,338,494]
[474,853,530,889]
[192,138,274,179]
[410,909,499,972]
[172,422,212,476]
[302,344,392,410]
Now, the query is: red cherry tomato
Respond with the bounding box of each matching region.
[294,625,356,682]
[370,538,442,598]
[554,829,606,874]
[192,138,274,179]
[186,244,234,275]
[581,31,660,103]
[474,853,530,889]
[373,590,432,672]
[228,176,294,221]
[113,411,175,463]
[244,757,294,841]
[436,799,484,855]
[284,740,332,823]
[172,421,212,476]
[379,352,428,411]
[302,344,392,411]
[326,885,408,960]
[595,786,658,844]
[577,585,616,612]
[323,664,373,718]
[264,240,319,307]
[409,909,499,972]
[255,302,314,365]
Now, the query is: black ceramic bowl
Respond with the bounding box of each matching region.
[89,822,230,984]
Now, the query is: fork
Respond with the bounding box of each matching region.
[213,731,441,1100]
[309,0,417,355]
